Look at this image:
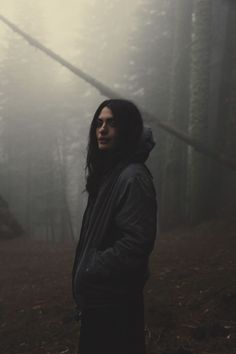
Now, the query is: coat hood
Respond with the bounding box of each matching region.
[131,126,155,163]
[99,126,155,180]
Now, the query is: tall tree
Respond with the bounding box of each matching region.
[187,0,212,223]
[161,0,193,226]
[216,0,236,212]
[125,0,175,222]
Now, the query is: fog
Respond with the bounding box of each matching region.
[0,1,235,354]
[0,0,145,239]
[0,0,235,241]
[0,0,139,83]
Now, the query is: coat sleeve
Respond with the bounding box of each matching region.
[83,174,158,279]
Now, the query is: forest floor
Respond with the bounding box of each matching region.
[0,216,235,354]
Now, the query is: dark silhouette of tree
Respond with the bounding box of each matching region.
[161,0,193,226]
[187,0,212,223]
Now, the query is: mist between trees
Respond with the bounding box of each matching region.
[0,0,235,241]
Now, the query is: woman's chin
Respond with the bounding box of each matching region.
[98,143,111,150]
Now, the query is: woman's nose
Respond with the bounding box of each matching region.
[100,122,108,133]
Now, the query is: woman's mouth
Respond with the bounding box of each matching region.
[98,138,109,144]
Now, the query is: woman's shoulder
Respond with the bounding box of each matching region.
[118,162,153,184]
[115,162,157,204]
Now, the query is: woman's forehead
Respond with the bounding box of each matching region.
[98,106,113,119]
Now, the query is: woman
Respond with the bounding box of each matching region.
[72,99,158,354]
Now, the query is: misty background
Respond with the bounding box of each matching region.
[0,0,235,241]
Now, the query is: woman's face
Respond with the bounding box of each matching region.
[96,106,119,151]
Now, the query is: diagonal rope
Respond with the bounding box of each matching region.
[0,13,236,171]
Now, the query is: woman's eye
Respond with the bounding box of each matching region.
[108,119,116,127]
[96,120,103,127]
[96,119,116,128]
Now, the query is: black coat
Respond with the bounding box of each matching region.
[72,127,158,309]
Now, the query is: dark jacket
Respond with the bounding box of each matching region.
[72,127,158,309]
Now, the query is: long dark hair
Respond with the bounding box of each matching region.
[85,99,143,196]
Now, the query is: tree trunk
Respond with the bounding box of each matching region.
[161,0,193,227]
[25,134,32,237]
[187,0,212,223]
[217,0,236,214]
[55,136,75,241]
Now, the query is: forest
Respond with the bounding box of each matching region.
[0,0,235,353]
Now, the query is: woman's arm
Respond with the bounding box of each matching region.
[83,174,158,279]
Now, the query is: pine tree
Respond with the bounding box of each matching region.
[187,0,212,223]
[161,0,193,226]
